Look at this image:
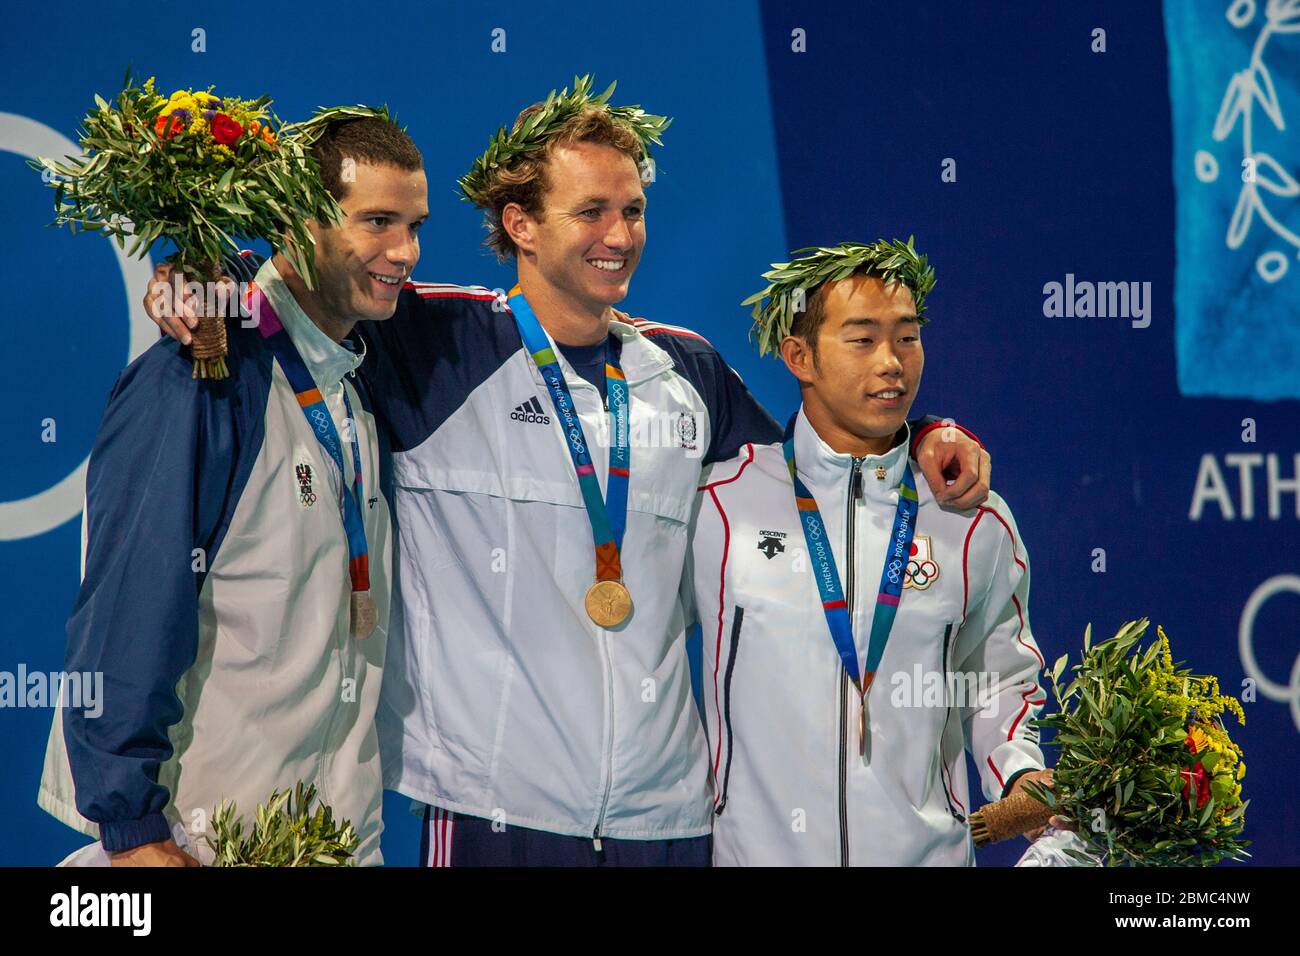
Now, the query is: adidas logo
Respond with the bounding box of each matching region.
[510,396,551,425]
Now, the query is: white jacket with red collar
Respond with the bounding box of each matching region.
[690,407,1046,866]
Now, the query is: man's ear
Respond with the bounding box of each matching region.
[779,335,817,385]
[501,203,535,256]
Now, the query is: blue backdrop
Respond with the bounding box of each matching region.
[1,0,1295,866]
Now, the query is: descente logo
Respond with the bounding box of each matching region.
[50,886,151,936]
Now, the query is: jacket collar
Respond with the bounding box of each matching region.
[255,258,365,389]
[607,317,675,384]
[519,309,674,389]
[792,404,912,504]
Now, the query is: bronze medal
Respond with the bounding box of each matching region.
[350,590,378,639]
[858,674,875,757]
[585,580,633,628]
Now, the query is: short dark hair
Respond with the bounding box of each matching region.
[789,281,834,358]
[790,269,902,361]
[749,238,932,360]
[311,116,423,203]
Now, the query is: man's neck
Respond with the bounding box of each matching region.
[517,265,611,347]
[272,253,356,345]
[801,395,899,458]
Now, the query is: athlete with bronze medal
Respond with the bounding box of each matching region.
[250,281,378,639]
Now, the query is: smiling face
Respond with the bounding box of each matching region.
[304,160,429,325]
[505,141,646,315]
[780,273,924,456]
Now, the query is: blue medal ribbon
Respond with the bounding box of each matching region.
[784,412,918,696]
[252,284,370,594]
[509,288,631,582]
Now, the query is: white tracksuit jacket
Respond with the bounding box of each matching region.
[39,259,393,864]
[691,407,1046,865]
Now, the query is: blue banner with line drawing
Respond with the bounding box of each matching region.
[1165,0,1300,401]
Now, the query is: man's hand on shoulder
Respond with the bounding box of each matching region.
[145,262,237,347]
[109,837,200,867]
[914,423,991,509]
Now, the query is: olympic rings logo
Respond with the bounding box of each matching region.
[886,558,904,585]
[1239,574,1300,733]
[906,559,939,590]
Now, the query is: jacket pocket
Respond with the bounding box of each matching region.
[714,606,744,816]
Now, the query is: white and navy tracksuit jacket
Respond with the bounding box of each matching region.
[39,259,393,865]
[692,407,1046,866]
[220,253,953,850]
[362,283,785,844]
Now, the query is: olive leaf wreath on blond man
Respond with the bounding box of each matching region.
[458,75,671,260]
[742,237,936,359]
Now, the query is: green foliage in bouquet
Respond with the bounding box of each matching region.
[1025,619,1249,866]
[30,71,388,289]
[204,781,358,867]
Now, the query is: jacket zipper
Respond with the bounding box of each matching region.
[558,346,672,852]
[591,389,616,853]
[838,457,863,866]
[714,607,745,816]
[592,624,615,853]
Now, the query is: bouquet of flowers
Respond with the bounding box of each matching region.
[970,619,1249,866]
[203,781,357,867]
[32,71,386,378]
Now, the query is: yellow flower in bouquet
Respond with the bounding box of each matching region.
[1143,626,1247,829]
[151,81,271,160]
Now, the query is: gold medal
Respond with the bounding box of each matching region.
[350,590,378,639]
[585,579,633,628]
